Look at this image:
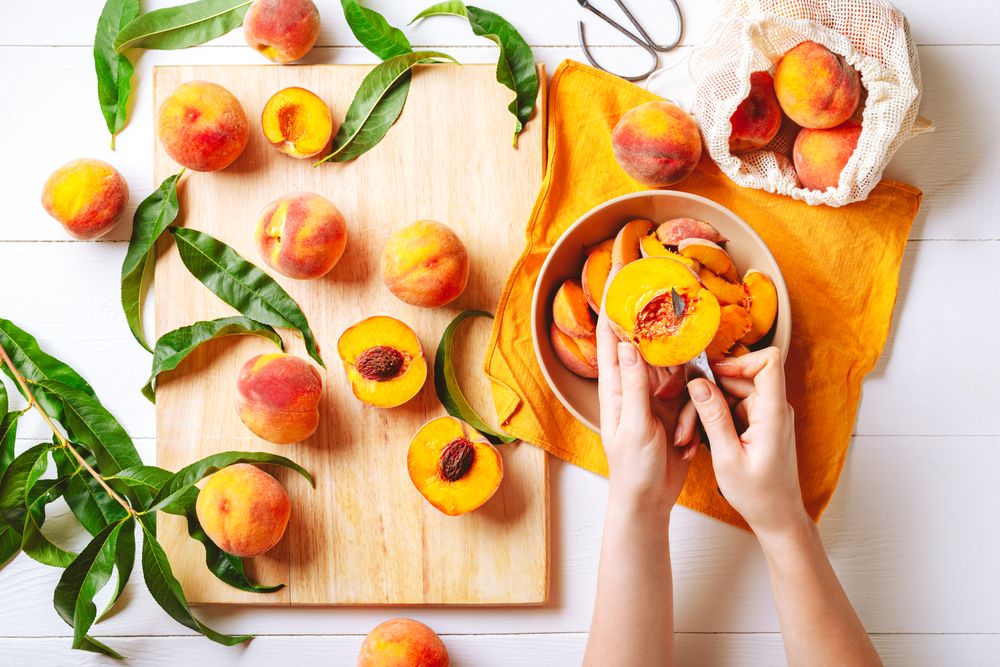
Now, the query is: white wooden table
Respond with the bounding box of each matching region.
[1,1,997,664]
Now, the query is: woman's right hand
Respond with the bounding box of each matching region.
[685,347,808,537]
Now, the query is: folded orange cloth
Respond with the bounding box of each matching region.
[484,60,922,529]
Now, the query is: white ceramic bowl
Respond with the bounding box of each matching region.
[531,190,792,433]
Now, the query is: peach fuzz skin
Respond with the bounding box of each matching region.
[774,41,861,130]
[381,220,469,308]
[793,120,862,191]
[41,158,128,240]
[157,81,249,172]
[358,618,450,667]
[236,353,322,444]
[244,0,321,64]
[195,463,291,557]
[256,192,347,280]
[729,71,783,153]
[611,100,702,187]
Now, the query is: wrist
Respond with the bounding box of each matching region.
[607,484,674,524]
[754,510,817,558]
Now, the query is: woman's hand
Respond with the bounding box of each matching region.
[596,283,693,513]
[683,347,808,536]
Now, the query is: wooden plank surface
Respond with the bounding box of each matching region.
[151,63,547,605]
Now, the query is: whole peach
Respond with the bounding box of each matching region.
[729,71,783,153]
[195,463,291,557]
[381,221,469,308]
[256,192,347,280]
[157,81,249,172]
[41,158,128,240]
[236,353,323,444]
[792,120,862,190]
[357,618,449,667]
[774,41,861,129]
[244,0,321,64]
[611,100,702,187]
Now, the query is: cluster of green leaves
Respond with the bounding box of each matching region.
[319,0,539,163]
[120,172,323,399]
[95,0,253,147]
[0,319,314,657]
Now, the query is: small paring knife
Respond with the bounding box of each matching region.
[672,288,717,452]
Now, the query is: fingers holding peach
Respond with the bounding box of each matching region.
[41,158,128,239]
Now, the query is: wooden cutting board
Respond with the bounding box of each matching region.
[152,63,548,605]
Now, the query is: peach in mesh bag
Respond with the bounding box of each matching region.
[689,0,932,207]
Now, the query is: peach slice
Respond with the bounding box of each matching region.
[605,257,721,367]
[611,219,654,266]
[699,267,746,306]
[656,217,728,246]
[678,238,738,281]
[338,316,427,408]
[407,416,503,516]
[639,232,701,271]
[705,305,753,360]
[550,323,598,379]
[740,270,779,345]
[581,237,614,312]
[552,279,595,338]
[261,87,334,159]
[728,342,751,357]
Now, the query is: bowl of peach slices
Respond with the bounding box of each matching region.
[532,190,791,433]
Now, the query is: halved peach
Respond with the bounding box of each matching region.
[639,232,701,271]
[705,305,753,360]
[407,416,503,516]
[605,257,721,367]
[262,86,334,159]
[656,218,728,246]
[678,238,738,281]
[338,316,427,408]
[740,270,779,345]
[611,219,654,266]
[552,279,595,338]
[550,323,598,379]
[581,238,614,312]
[699,267,746,306]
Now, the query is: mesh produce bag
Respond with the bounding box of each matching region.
[689,0,931,207]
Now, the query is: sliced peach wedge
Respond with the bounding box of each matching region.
[581,237,614,312]
[698,266,746,306]
[705,305,753,360]
[338,316,427,408]
[550,323,598,379]
[678,238,739,281]
[605,257,721,366]
[639,231,701,271]
[552,279,595,338]
[407,416,503,516]
[611,218,654,266]
[740,270,779,344]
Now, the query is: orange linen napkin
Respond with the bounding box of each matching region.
[484,60,922,530]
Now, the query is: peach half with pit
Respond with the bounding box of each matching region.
[729,71,783,153]
[236,353,323,444]
[338,316,427,408]
[740,270,779,345]
[407,416,503,517]
[358,618,450,667]
[41,158,129,240]
[605,257,721,367]
[381,220,469,308]
[261,86,333,159]
[611,101,703,187]
[774,40,861,129]
[244,0,321,64]
[195,463,291,557]
[157,81,249,172]
[256,192,347,280]
[550,323,598,379]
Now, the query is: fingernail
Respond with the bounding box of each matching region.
[689,380,711,402]
[618,343,638,365]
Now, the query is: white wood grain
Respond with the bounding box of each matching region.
[3,0,997,47]
[2,632,999,667]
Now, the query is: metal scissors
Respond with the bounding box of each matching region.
[576,0,684,81]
